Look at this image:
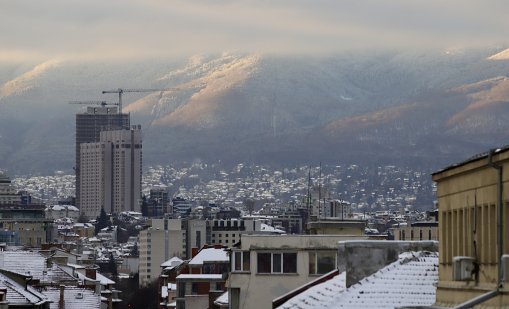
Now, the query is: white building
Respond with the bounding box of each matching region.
[80,125,142,218]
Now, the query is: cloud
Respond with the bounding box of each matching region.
[1,0,508,61]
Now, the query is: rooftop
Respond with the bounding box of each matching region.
[188,247,228,266]
[277,251,438,309]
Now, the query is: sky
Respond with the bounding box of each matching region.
[1,0,508,61]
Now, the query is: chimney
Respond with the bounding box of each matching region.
[108,294,113,309]
[94,280,102,294]
[86,267,97,280]
[0,288,8,309]
[213,244,223,249]
[59,285,65,309]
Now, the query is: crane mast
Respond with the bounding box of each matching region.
[69,100,118,107]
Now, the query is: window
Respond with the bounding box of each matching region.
[191,282,198,295]
[215,282,222,291]
[233,251,250,272]
[257,252,297,274]
[309,251,336,275]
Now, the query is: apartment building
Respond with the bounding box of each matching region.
[209,218,261,246]
[80,125,142,217]
[0,172,20,204]
[0,173,53,246]
[228,234,369,309]
[392,221,438,241]
[176,246,229,309]
[75,106,130,208]
[432,147,509,307]
[139,219,187,287]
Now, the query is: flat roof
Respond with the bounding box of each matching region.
[432,145,509,176]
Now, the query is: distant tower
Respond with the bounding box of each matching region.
[75,106,130,208]
[80,125,142,217]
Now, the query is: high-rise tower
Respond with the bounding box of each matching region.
[80,125,142,217]
[75,106,130,209]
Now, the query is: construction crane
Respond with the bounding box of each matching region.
[101,88,180,113]
[69,100,119,107]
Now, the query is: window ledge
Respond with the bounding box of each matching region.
[231,271,251,274]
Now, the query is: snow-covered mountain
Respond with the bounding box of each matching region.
[1,48,509,174]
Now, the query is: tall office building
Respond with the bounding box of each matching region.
[80,125,142,217]
[75,106,130,208]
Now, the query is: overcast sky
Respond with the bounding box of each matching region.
[1,0,508,61]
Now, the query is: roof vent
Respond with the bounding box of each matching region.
[76,292,83,299]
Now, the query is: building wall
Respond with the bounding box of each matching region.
[210,219,260,247]
[139,219,186,287]
[392,225,438,241]
[432,149,509,307]
[0,173,20,205]
[228,235,368,309]
[75,107,130,208]
[80,142,107,217]
[79,126,142,217]
[187,219,207,259]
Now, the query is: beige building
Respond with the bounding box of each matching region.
[307,218,366,235]
[432,147,509,307]
[392,221,438,241]
[139,218,187,287]
[228,234,369,309]
[80,125,142,217]
[0,172,19,204]
[210,218,263,247]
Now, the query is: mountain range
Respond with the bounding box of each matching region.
[1,48,509,175]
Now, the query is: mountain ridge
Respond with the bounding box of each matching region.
[1,48,509,174]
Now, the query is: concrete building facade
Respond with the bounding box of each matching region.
[80,125,142,217]
[75,106,130,209]
[228,234,369,309]
[139,219,187,287]
[432,147,509,308]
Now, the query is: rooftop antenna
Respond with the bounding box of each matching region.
[306,166,311,212]
[318,162,322,218]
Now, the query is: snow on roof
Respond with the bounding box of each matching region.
[0,250,47,279]
[260,223,286,234]
[48,204,79,212]
[0,272,49,305]
[161,283,177,299]
[278,251,438,309]
[161,256,184,267]
[45,286,101,309]
[214,291,229,306]
[188,247,228,266]
[96,272,116,285]
[75,271,115,285]
[176,274,224,280]
[41,263,79,284]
